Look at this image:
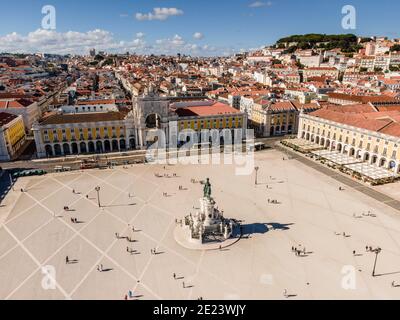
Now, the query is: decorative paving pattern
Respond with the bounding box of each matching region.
[1,151,400,300]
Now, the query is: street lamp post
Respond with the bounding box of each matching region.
[255,166,260,186]
[372,247,382,277]
[95,186,101,208]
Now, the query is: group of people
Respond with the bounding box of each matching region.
[175,219,183,226]
[97,264,105,272]
[115,232,135,243]
[353,211,377,219]
[173,273,189,289]
[70,218,79,224]
[366,246,380,253]
[335,232,350,238]
[291,246,307,257]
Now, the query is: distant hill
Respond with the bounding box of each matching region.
[276,34,362,53]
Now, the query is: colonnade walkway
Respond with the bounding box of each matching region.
[276,143,400,212]
[311,149,398,180]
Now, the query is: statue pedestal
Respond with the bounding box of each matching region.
[175,178,239,250]
[200,197,217,226]
[174,225,239,251]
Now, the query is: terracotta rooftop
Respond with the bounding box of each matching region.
[40,112,127,125]
[77,99,116,105]
[0,99,34,109]
[0,112,19,127]
[309,104,400,137]
[174,102,241,117]
[328,93,397,104]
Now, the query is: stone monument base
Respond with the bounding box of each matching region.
[174,225,240,251]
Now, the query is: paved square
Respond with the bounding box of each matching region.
[1,149,400,300]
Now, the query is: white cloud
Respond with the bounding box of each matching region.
[136,7,184,21]
[155,34,186,49]
[193,32,204,40]
[0,29,248,57]
[249,1,272,8]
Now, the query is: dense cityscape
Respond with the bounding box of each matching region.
[2,35,400,183]
[2,0,400,307]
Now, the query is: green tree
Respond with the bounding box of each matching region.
[390,44,400,52]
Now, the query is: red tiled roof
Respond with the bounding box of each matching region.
[269,101,297,112]
[0,112,19,127]
[40,112,126,125]
[328,93,397,104]
[175,102,241,117]
[309,104,400,137]
[77,99,115,105]
[0,99,34,109]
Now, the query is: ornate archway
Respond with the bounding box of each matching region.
[104,140,111,152]
[88,141,95,153]
[45,145,53,157]
[54,144,62,156]
[63,143,71,155]
[80,142,87,154]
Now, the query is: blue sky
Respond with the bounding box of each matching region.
[1,0,399,55]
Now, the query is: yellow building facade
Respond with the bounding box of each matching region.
[0,113,26,161]
[33,112,136,157]
[299,111,400,173]
[177,116,244,131]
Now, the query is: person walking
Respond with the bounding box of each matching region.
[173,273,176,280]
[66,256,69,264]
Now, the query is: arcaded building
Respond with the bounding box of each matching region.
[298,103,400,173]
